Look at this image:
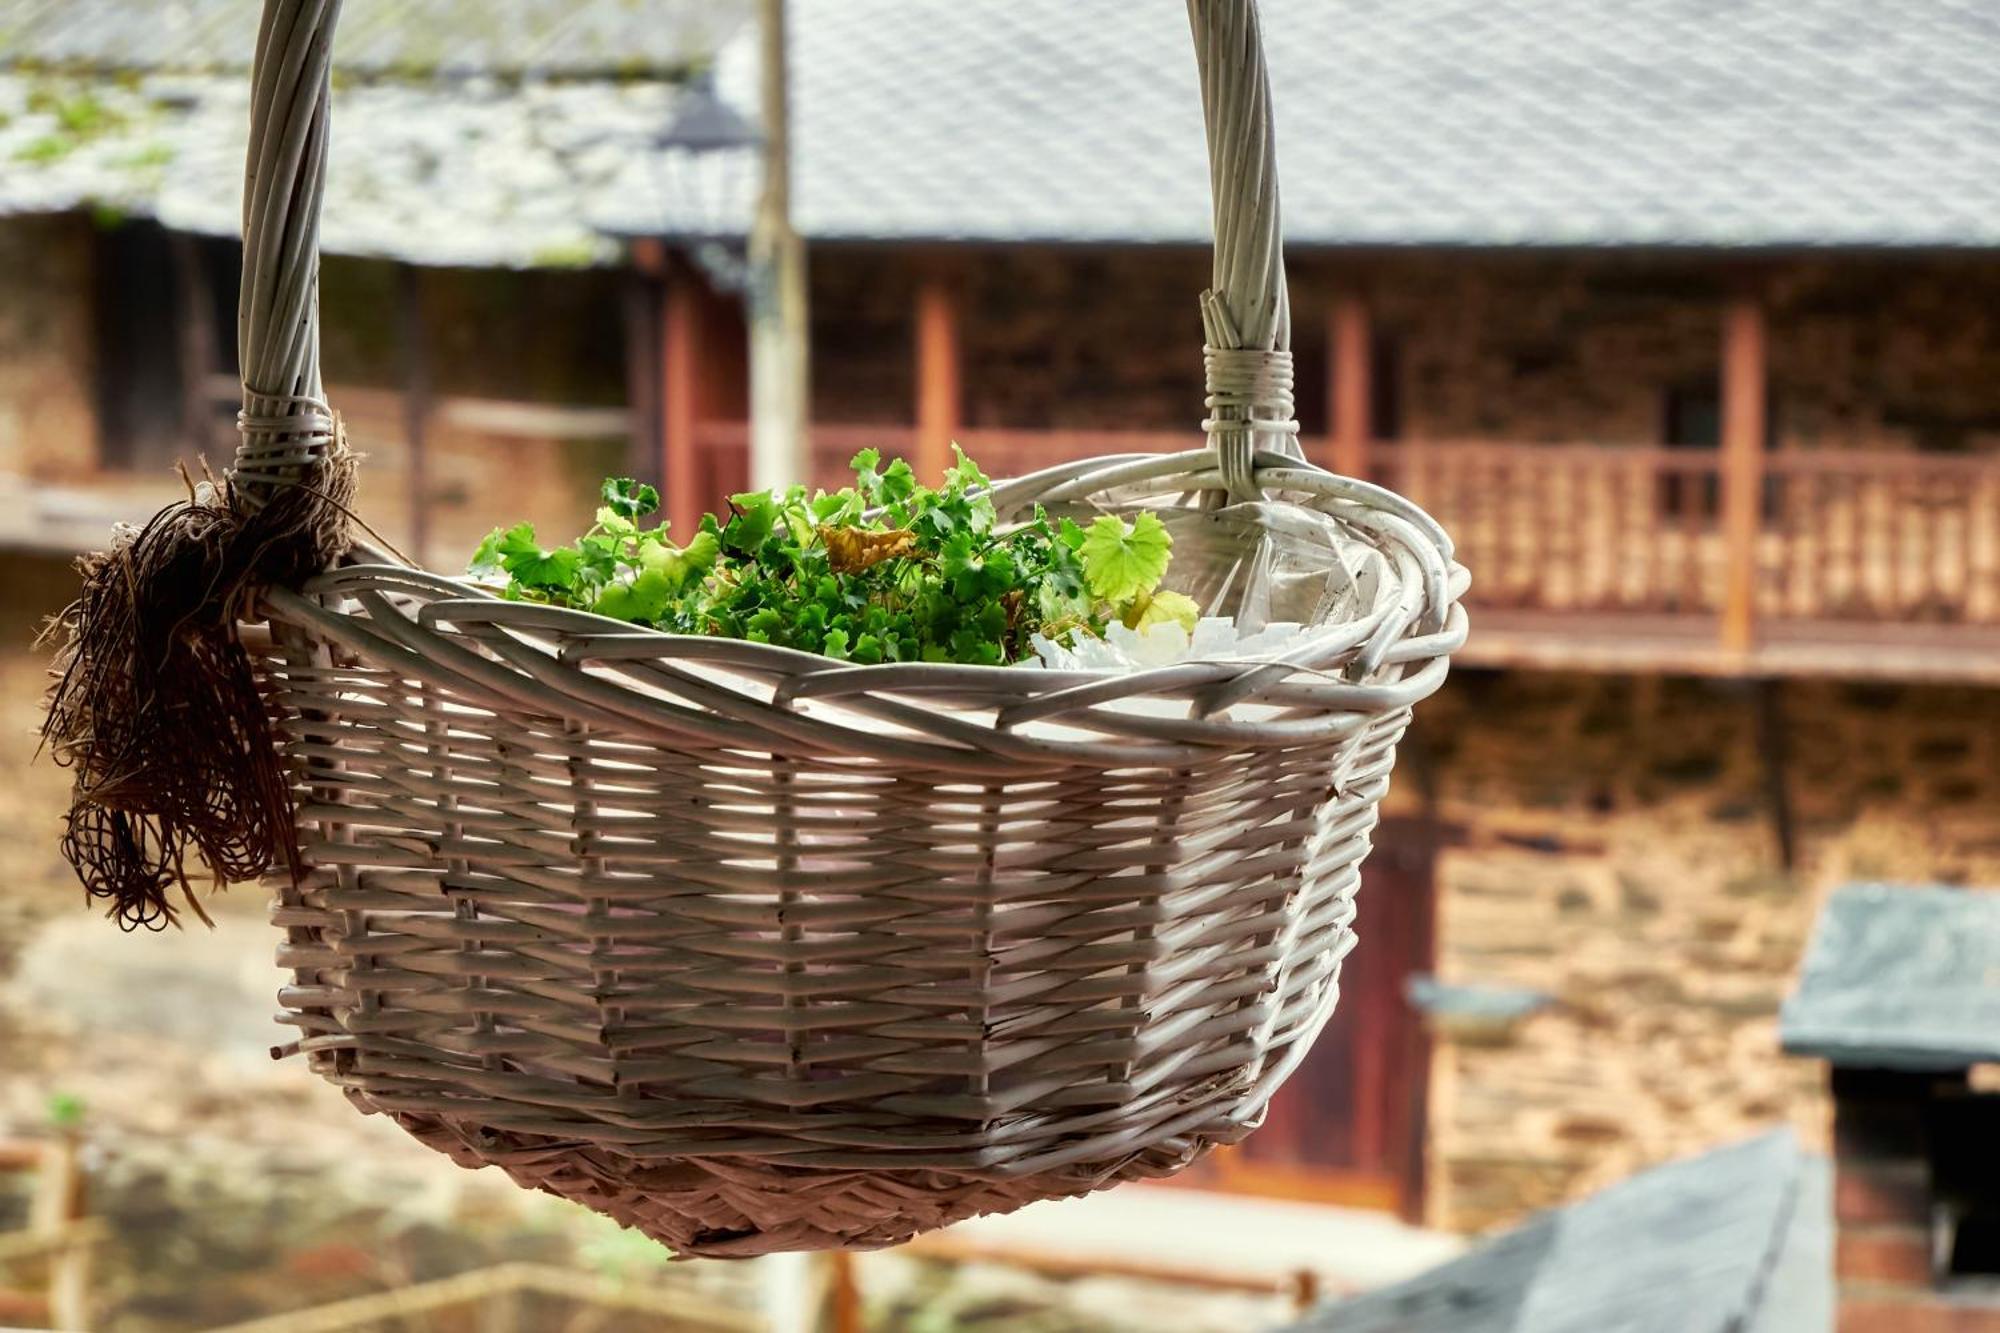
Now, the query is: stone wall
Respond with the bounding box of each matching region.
[0,215,96,481]
[808,248,2000,455]
[1392,672,2000,1232]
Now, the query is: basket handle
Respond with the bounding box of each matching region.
[1188,0,1300,502]
[230,1,1300,509]
[232,0,341,511]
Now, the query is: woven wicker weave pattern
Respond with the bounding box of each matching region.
[257,458,1463,1254]
[233,0,1467,1256]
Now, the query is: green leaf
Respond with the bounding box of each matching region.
[601,477,660,521]
[468,527,509,577]
[725,491,780,553]
[591,567,674,623]
[878,457,916,504]
[1079,512,1172,604]
[486,522,582,594]
[638,528,721,592]
[594,506,639,539]
[506,543,582,593]
[947,444,989,493]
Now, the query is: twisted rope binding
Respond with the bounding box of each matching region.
[1203,344,1299,500]
[1188,0,1298,503]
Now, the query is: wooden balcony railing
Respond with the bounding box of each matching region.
[1376,442,2000,628]
[694,421,2000,679]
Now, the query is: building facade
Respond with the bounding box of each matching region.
[4,0,1998,1244]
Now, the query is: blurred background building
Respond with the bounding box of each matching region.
[1,1,1997,1329]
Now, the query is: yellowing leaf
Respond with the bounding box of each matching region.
[819,525,918,573]
[1123,588,1201,633]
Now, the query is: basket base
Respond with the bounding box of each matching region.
[389,1109,1221,1257]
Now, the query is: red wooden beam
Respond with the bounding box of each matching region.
[1329,295,1371,479]
[661,269,701,537]
[1720,297,1767,656]
[914,273,961,482]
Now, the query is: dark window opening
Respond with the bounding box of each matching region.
[1946,1211,2000,1279]
[93,220,185,470]
[1659,379,1778,520]
[92,222,240,471]
[1929,1091,2000,1284]
[1372,334,1402,442]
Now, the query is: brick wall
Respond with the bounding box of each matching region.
[1826,1070,2000,1333]
[1390,674,2000,1233]
[0,215,97,481]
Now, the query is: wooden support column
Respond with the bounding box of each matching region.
[661,267,702,539]
[1719,297,1766,656]
[398,264,432,567]
[1329,295,1371,479]
[914,271,961,481]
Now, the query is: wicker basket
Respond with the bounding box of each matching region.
[234,0,1467,1256]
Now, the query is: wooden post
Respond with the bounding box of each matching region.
[748,0,811,490]
[1719,297,1766,656]
[33,1134,87,1333]
[1329,295,1371,479]
[915,272,961,481]
[398,265,432,567]
[662,267,702,540]
[827,1251,863,1333]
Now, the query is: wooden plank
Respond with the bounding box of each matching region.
[0,1288,49,1324]
[914,271,961,482]
[902,1231,1339,1302]
[1329,295,1371,479]
[1462,609,2000,684]
[1719,298,1767,655]
[662,268,702,539]
[208,1262,760,1333]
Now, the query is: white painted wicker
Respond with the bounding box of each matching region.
[236,0,1467,1255]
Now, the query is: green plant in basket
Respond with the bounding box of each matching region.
[469,448,1199,666]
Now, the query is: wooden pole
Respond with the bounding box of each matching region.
[398,265,432,567]
[662,267,701,539]
[827,1250,863,1333]
[748,0,811,490]
[31,1134,87,1333]
[915,272,961,482]
[1329,295,1371,479]
[1719,297,1766,656]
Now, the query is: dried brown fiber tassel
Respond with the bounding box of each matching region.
[39,441,355,929]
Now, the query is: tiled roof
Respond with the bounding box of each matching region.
[775,0,2000,249]
[1281,1132,1831,1333]
[4,0,1998,264]
[1781,883,2000,1070]
[0,0,748,78]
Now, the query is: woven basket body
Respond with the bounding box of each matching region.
[233,1,1466,1256]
